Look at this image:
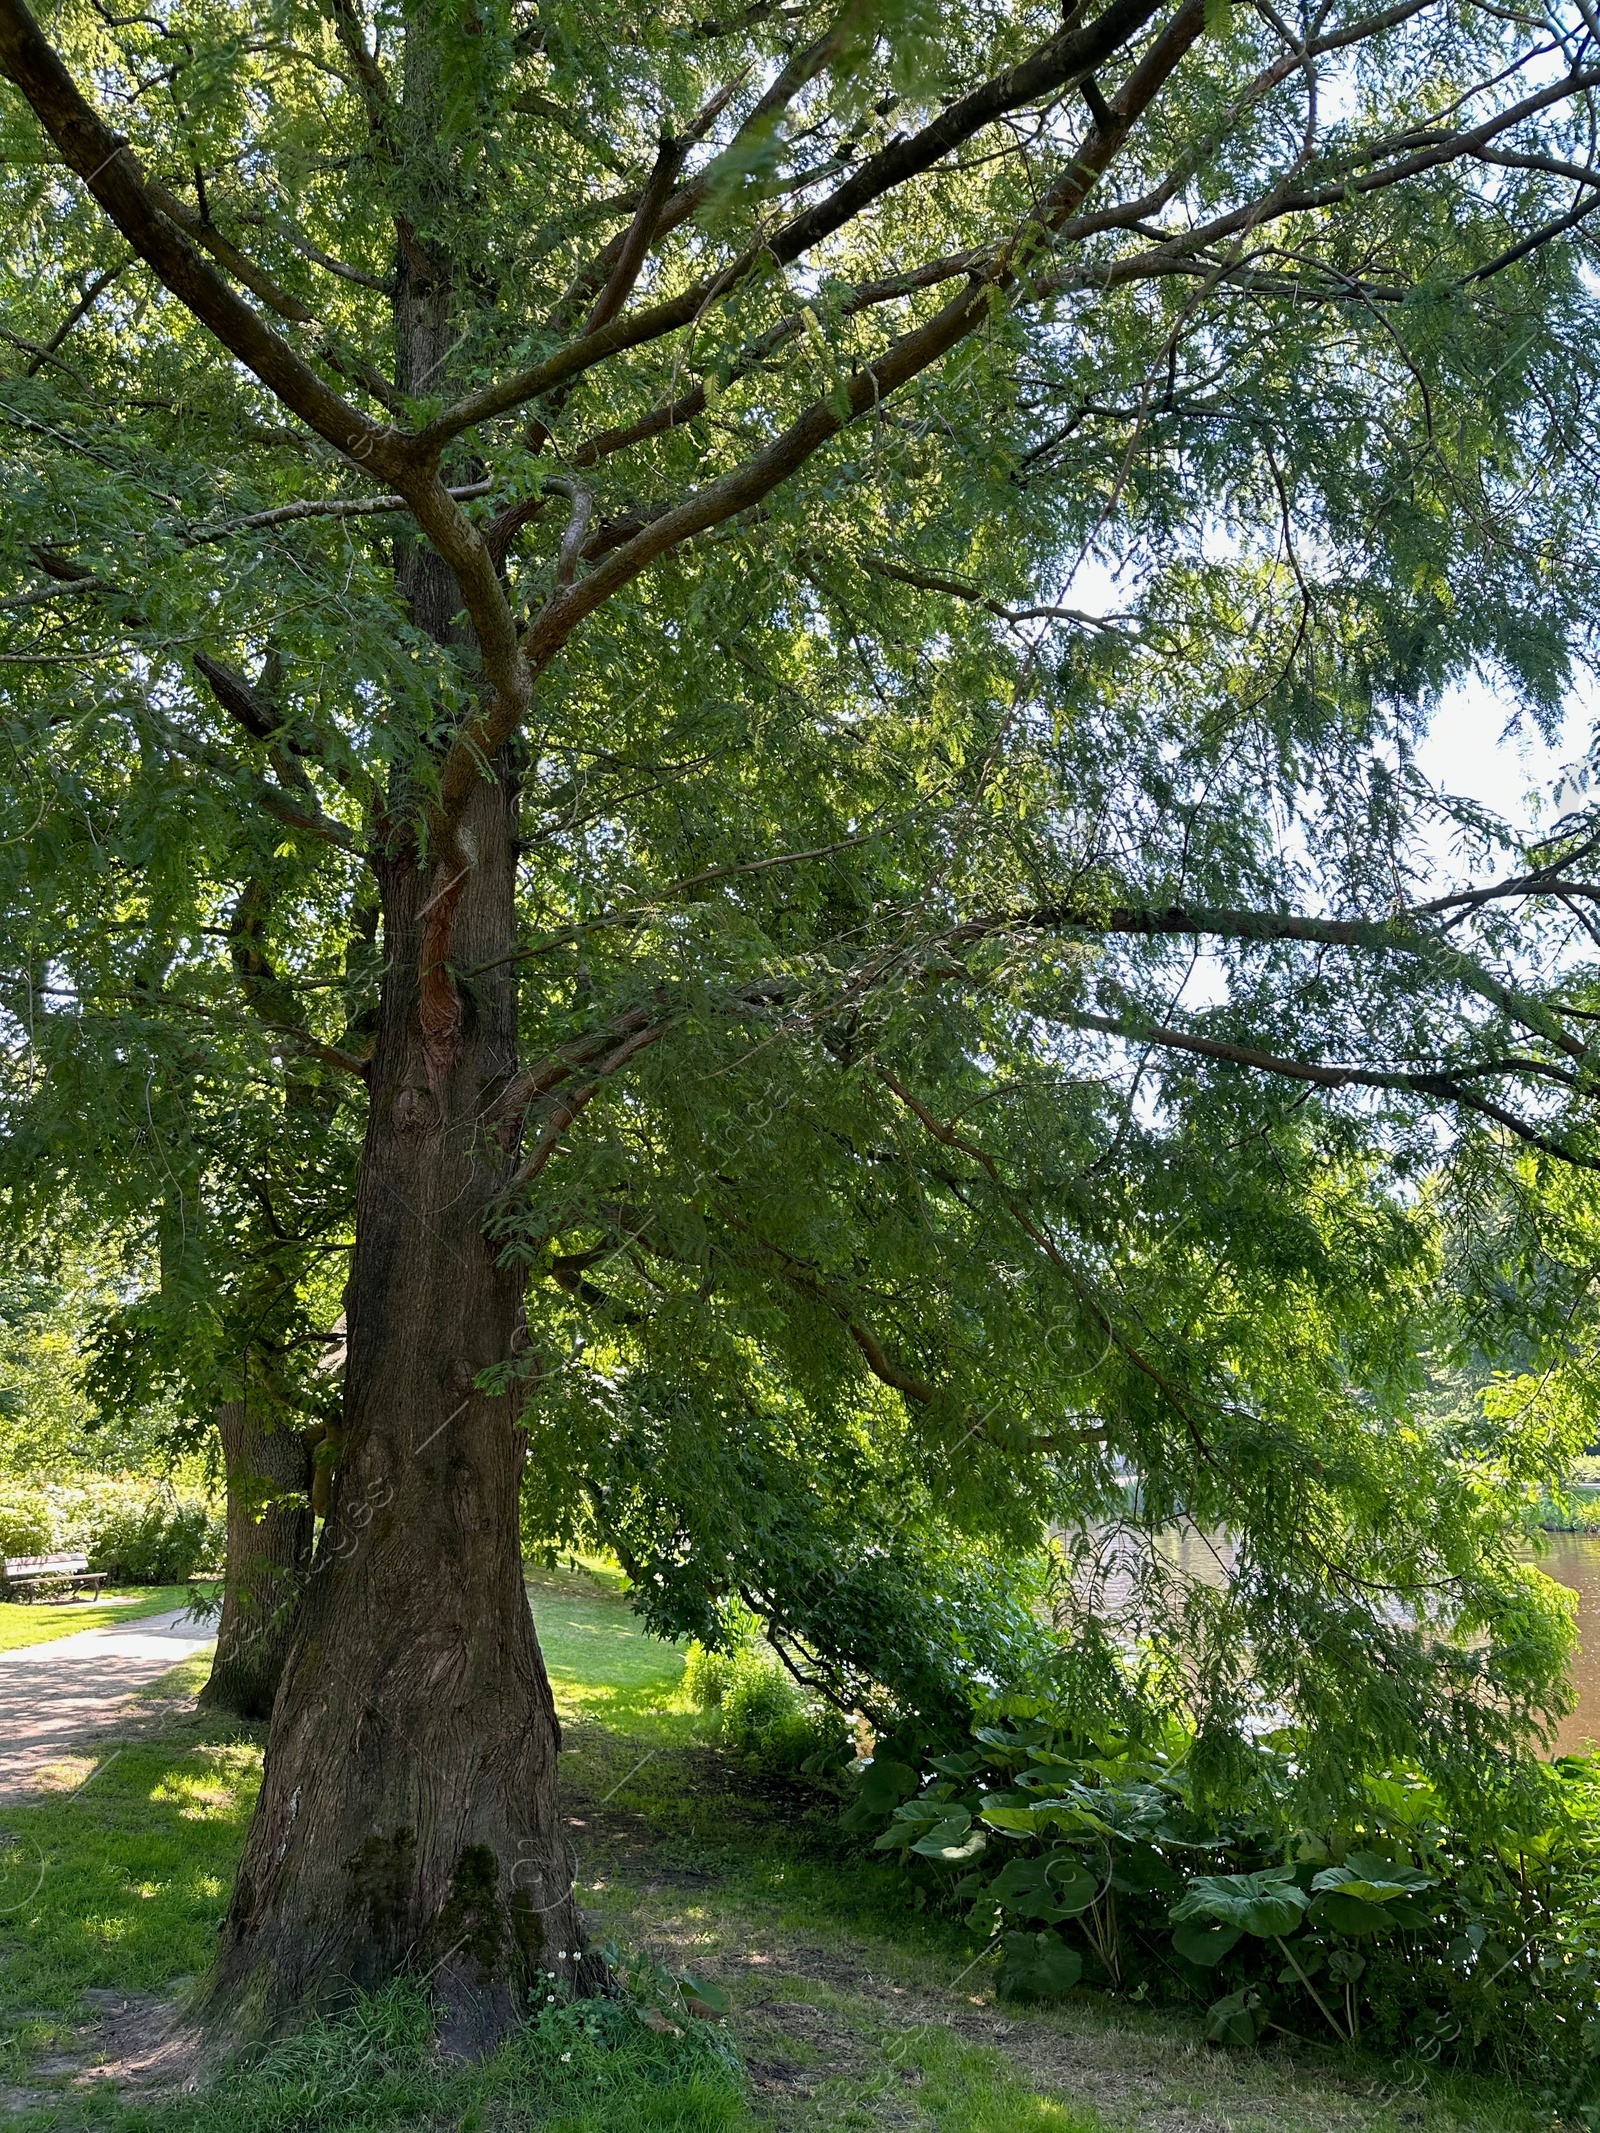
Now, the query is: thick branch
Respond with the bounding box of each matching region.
[439,7,1207,795]
[418,0,1179,448]
[0,0,396,472]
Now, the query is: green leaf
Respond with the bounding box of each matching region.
[1171,1871,1310,1938]
[1310,1853,1436,1903]
[1172,1920,1243,1967]
[678,1973,731,2016]
[1000,1932,1084,1999]
[986,1850,1097,1920]
[857,1759,921,1814]
[911,1812,987,1861]
[1203,1987,1262,2048]
[1313,1890,1397,1938]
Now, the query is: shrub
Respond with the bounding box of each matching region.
[682,1638,740,1710]
[845,1707,1600,2119]
[0,1491,52,1556]
[684,1630,852,1777]
[88,1497,222,1584]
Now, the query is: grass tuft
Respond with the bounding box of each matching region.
[71,1981,751,2133]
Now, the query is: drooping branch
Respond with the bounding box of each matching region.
[850,551,1126,631]
[876,1069,1226,1463]
[1065,1011,1600,1168]
[956,899,1593,1065]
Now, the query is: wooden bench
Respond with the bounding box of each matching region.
[1,1553,109,1602]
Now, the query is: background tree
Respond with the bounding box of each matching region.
[6,0,1600,2052]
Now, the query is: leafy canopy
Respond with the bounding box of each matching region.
[4,0,1600,1787]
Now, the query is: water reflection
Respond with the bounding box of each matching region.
[1533,1536,1600,1755]
[1069,1526,1600,1758]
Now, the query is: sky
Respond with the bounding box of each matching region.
[1413,674,1599,890]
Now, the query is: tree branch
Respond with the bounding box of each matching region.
[185,481,492,545]
[1066,1011,1600,1167]
[0,0,398,472]
[959,898,1591,1064]
[416,0,1179,449]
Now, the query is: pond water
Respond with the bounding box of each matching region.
[1072,1525,1600,1756]
[1536,1535,1600,1755]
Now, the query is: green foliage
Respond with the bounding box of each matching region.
[0,1479,221,1561]
[86,1496,222,1585]
[847,1708,1600,2116]
[0,1488,50,1556]
[683,1629,852,1778]
[8,0,1600,1825]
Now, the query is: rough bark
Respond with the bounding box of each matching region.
[197,10,598,2055]
[206,757,593,2051]
[199,1400,314,1721]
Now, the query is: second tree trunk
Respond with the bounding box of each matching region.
[200,1400,314,1720]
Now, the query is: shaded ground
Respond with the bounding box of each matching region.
[0,1613,214,1804]
[0,1566,1559,2131]
[560,1725,1521,2133]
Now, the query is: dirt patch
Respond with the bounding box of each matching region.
[2,1989,203,2114]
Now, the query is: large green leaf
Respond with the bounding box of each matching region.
[857,1760,922,1815]
[1203,1987,1262,2047]
[1000,1932,1084,2000]
[1311,1853,1437,1902]
[987,1850,1098,1920]
[911,1812,988,1862]
[1171,1870,1310,1939]
[1172,1920,1243,1967]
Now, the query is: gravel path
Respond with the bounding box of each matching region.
[0,1611,215,1804]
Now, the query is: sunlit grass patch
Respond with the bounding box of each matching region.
[0,1729,261,2035]
[0,1588,195,1654]
[533,1583,698,1744]
[150,1745,262,1822]
[891,2027,1104,2133]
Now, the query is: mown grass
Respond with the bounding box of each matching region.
[0,1590,195,1656]
[527,1562,696,1744]
[0,1561,1573,2132]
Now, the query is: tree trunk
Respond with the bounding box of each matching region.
[207,754,594,2055]
[199,1400,313,1720]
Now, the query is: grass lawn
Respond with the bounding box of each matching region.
[0,1590,197,1656]
[0,1563,1565,2132]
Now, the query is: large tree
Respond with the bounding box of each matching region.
[7,0,1600,2053]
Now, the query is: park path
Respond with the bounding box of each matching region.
[0,1611,214,1804]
